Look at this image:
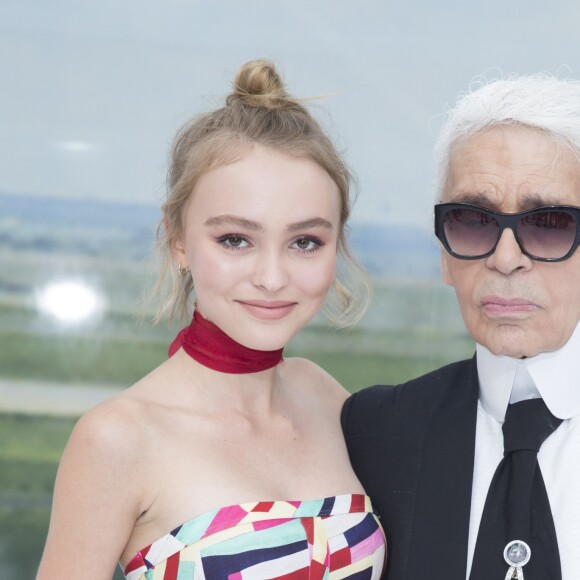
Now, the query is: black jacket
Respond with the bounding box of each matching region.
[341,357,479,580]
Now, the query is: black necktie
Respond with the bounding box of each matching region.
[469,398,563,580]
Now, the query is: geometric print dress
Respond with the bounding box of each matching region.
[123,494,386,579]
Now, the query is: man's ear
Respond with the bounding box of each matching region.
[441,250,453,287]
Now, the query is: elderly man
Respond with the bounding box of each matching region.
[342,75,580,580]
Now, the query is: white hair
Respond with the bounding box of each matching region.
[435,73,580,199]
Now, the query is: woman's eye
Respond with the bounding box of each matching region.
[219,235,250,249]
[291,237,322,252]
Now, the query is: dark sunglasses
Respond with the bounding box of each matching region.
[434,203,580,262]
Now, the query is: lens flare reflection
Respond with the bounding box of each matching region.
[35,280,105,325]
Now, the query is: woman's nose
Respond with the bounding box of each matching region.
[251,249,289,292]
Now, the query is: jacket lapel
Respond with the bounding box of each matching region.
[405,357,479,579]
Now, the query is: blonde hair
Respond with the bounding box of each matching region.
[155,59,371,327]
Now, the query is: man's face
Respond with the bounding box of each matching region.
[440,125,580,358]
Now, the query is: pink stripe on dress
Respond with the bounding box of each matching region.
[351,528,386,563]
[202,505,249,537]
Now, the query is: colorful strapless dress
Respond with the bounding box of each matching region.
[124,494,385,579]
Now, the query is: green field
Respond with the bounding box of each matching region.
[0,415,77,579]
[0,285,472,388]
[0,326,472,390]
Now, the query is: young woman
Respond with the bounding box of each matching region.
[37,60,385,579]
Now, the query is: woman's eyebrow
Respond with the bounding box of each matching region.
[287,218,334,232]
[204,215,264,231]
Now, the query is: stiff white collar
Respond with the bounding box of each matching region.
[476,322,580,421]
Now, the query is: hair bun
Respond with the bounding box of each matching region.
[227,59,293,110]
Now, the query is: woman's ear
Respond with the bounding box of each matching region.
[172,236,186,265]
[167,216,186,265]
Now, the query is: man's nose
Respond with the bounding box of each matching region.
[485,228,533,274]
[251,249,289,292]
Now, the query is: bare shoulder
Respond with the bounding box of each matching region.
[68,393,149,462]
[56,393,155,510]
[37,393,156,578]
[75,357,180,449]
[57,374,174,508]
[281,357,349,406]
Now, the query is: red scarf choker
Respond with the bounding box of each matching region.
[168,310,284,374]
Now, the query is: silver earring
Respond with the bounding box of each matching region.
[178,264,190,277]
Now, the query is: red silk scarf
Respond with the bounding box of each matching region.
[168,310,284,374]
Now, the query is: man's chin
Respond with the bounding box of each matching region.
[472,325,547,359]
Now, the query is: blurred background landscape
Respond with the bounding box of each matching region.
[3,0,580,577]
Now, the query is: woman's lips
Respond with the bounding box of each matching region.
[237,300,297,320]
[481,296,539,316]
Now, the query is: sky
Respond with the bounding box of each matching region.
[2,0,580,228]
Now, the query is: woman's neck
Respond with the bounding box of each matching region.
[171,348,287,418]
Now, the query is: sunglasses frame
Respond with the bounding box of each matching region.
[434,202,580,262]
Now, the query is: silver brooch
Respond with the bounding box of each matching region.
[504,540,531,580]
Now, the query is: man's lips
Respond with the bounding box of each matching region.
[481,296,539,315]
[236,300,297,320]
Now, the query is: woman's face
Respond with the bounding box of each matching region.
[174,144,342,351]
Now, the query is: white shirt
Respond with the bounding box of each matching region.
[466,322,580,579]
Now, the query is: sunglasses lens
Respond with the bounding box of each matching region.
[517,210,577,259]
[443,208,499,257]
